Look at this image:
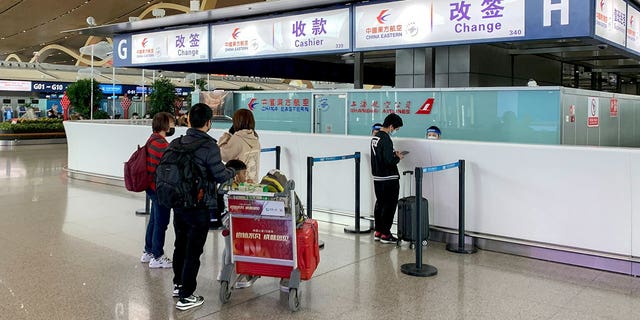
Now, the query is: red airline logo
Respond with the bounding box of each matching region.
[416,98,434,114]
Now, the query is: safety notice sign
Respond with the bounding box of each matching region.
[587,97,599,127]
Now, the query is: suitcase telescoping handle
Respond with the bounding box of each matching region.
[402,170,414,197]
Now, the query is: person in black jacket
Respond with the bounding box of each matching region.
[371,113,405,243]
[172,103,236,311]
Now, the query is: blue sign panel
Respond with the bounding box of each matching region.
[113,34,132,67]
[31,81,68,93]
[524,0,592,40]
[99,84,123,95]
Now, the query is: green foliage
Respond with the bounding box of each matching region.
[66,79,103,119]
[195,78,207,91]
[93,110,110,119]
[0,118,64,134]
[148,78,177,116]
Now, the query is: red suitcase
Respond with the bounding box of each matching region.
[296,219,320,280]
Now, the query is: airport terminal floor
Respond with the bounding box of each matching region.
[3,144,640,320]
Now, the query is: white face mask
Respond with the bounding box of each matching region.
[427,135,438,140]
[390,129,399,136]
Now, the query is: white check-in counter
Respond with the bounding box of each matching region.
[64,120,640,274]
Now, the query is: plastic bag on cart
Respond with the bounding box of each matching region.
[260,169,306,226]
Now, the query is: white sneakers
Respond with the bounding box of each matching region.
[149,255,173,269]
[140,252,153,263]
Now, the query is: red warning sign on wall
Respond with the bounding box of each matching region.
[587,97,599,127]
[610,98,618,117]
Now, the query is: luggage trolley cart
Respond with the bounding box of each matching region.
[219,188,303,311]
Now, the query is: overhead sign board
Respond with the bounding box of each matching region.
[212,8,350,60]
[595,0,627,46]
[32,81,68,93]
[129,26,209,65]
[274,8,350,55]
[354,0,433,50]
[627,5,640,53]
[355,0,525,50]
[99,84,123,95]
[432,0,526,42]
[211,19,276,59]
[0,80,31,92]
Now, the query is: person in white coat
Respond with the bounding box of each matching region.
[218,109,261,183]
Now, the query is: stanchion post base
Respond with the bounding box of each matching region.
[344,225,372,234]
[400,263,438,277]
[319,240,325,250]
[446,243,477,254]
[135,208,149,215]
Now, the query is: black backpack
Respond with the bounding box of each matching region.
[155,136,209,209]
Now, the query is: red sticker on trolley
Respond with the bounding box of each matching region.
[231,216,294,261]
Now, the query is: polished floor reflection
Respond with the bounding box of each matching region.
[2,144,640,320]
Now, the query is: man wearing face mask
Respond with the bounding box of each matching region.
[140,112,176,268]
[426,126,441,140]
[370,113,404,243]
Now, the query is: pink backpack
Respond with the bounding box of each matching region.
[124,142,151,192]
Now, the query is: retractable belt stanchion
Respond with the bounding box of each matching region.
[260,146,281,170]
[135,194,150,215]
[401,167,438,277]
[445,159,477,254]
[306,152,369,247]
[306,157,324,248]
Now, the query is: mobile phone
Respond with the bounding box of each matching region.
[400,150,410,155]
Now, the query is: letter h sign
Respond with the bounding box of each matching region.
[544,0,569,26]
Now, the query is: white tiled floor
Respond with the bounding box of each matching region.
[1,144,640,319]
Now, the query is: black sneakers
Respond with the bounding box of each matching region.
[176,295,204,311]
[172,284,182,298]
[379,234,398,244]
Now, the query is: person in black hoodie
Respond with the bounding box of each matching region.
[370,113,405,243]
[171,103,236,311]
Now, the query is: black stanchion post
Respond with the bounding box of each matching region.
[401,167,438,277]
[307,156,324,249]
[135,194,150,215]
[344,152,371,234]
[275,146,281,170]
[306,157,313,219]
[446,159,477,254]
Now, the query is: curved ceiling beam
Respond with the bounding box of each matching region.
[28,44,111,66]
[5,54,23,62]
[138,3,190,19]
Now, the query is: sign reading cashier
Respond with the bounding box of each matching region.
[274,8,351,54]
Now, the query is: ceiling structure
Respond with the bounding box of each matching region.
[3,0,640,90]
[0,0,258,65]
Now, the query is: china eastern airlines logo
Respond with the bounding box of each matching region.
[232,28,241,40]
[248,98,258,110]
[141,38,149,48]
[377,9,390,24]
[600,0,607,11]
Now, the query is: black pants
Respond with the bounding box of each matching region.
[373,179,400,235]
[173,207,210,298]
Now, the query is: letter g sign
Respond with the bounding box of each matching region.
[117,39,128,60]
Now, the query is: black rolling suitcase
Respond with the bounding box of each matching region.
[397,171,429,248]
